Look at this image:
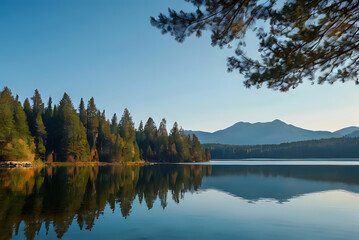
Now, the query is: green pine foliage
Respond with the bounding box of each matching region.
[86,97,99,151]
[0,87,35,162]
[12,98,32,146]
[0,87,209,163]
[57,93,90,162]
[119,109,139,162]
[137,120,210,162]
[78,98,87,129]
[34,112,47,160]
[152,1,359,91]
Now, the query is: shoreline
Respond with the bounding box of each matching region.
[0,160,152,168]
[0,159,211,168]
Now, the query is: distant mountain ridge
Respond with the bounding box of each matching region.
[185,120,359,145]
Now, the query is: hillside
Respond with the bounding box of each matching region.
[186,120,359,145]
[204,137,359,159]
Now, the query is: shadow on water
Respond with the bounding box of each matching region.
[0,164,359,239]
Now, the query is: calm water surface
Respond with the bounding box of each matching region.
[1,160,359,239]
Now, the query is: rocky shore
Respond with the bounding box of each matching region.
[0,161,33,168]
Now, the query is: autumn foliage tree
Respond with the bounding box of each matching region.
[0,88,34,161]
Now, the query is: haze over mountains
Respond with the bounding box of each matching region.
[185,120,359,145]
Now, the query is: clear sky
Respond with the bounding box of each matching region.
[1,0,358,132]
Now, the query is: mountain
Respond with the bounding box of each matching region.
[347,130,359,138]
[334,126,359,136]
[186,120,359,145]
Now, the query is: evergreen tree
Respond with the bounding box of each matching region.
[43,97,55,161]
[146,145,154,160]
[168,122,180,162]
[34,112,47,160]
[179,127,191,162]
[0,87,208,163]
[152,0,359,91]
[144,117,158,159]
[79,98,87,129]
[158,118,169,161]
[0,87,15,146]
[28,90,47,160]
[58,93,90,162]
[97,110,112,161]
[31,89,44,114]
[23,98,32,117]
[119,108,137,161]
[43,97,53,125]
[119,109,136,141]
[12,99,32,145]
[158,118,168,137]
[86,97,99,151]
[191,134,203,162]
[110,113,118,135]
[23,98,32,132]
[136,120,145,159]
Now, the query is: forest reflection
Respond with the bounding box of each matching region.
[0,164,212,240]
[2,164,359,240]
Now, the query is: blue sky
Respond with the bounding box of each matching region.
[1,0,358,132]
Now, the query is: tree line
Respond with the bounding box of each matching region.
[205,137,359,159]
[0,87,211,162]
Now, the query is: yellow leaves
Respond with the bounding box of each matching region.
[170,143,177,155]
[0,138,35,162]
[3,142,13,158]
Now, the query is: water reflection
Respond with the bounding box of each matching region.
[0,165,211,240]
[1,164,359,239]
[202,165,359,202]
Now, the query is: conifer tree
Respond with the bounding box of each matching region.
[146,145,154,160]
[58,93,90,162]
[144,117,158,159]
[119,108,136,141]
[43,97,55,161]
[152,0,359,91]
[136,120,145,159]
[119,108,138,161]
[97,110,112,161]
[31,89,44,115]
[23,98,32,130]
[12,99,32,145]
[34,112,47,159]
[110,113,118,135]
[178,127,191,162]
[28,90,47,160]
[0,87,208,163]
[169,122,180,162]
[79,98,87,129]
[0,87,15,146]
[43,97,53,125]
[191,134,203,162]
[158,118,169,161]
[87,97,99,152]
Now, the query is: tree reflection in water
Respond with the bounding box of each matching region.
[0,165,211,240]
[1,164,359,240]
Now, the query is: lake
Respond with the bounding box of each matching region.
[1,160,359,240]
